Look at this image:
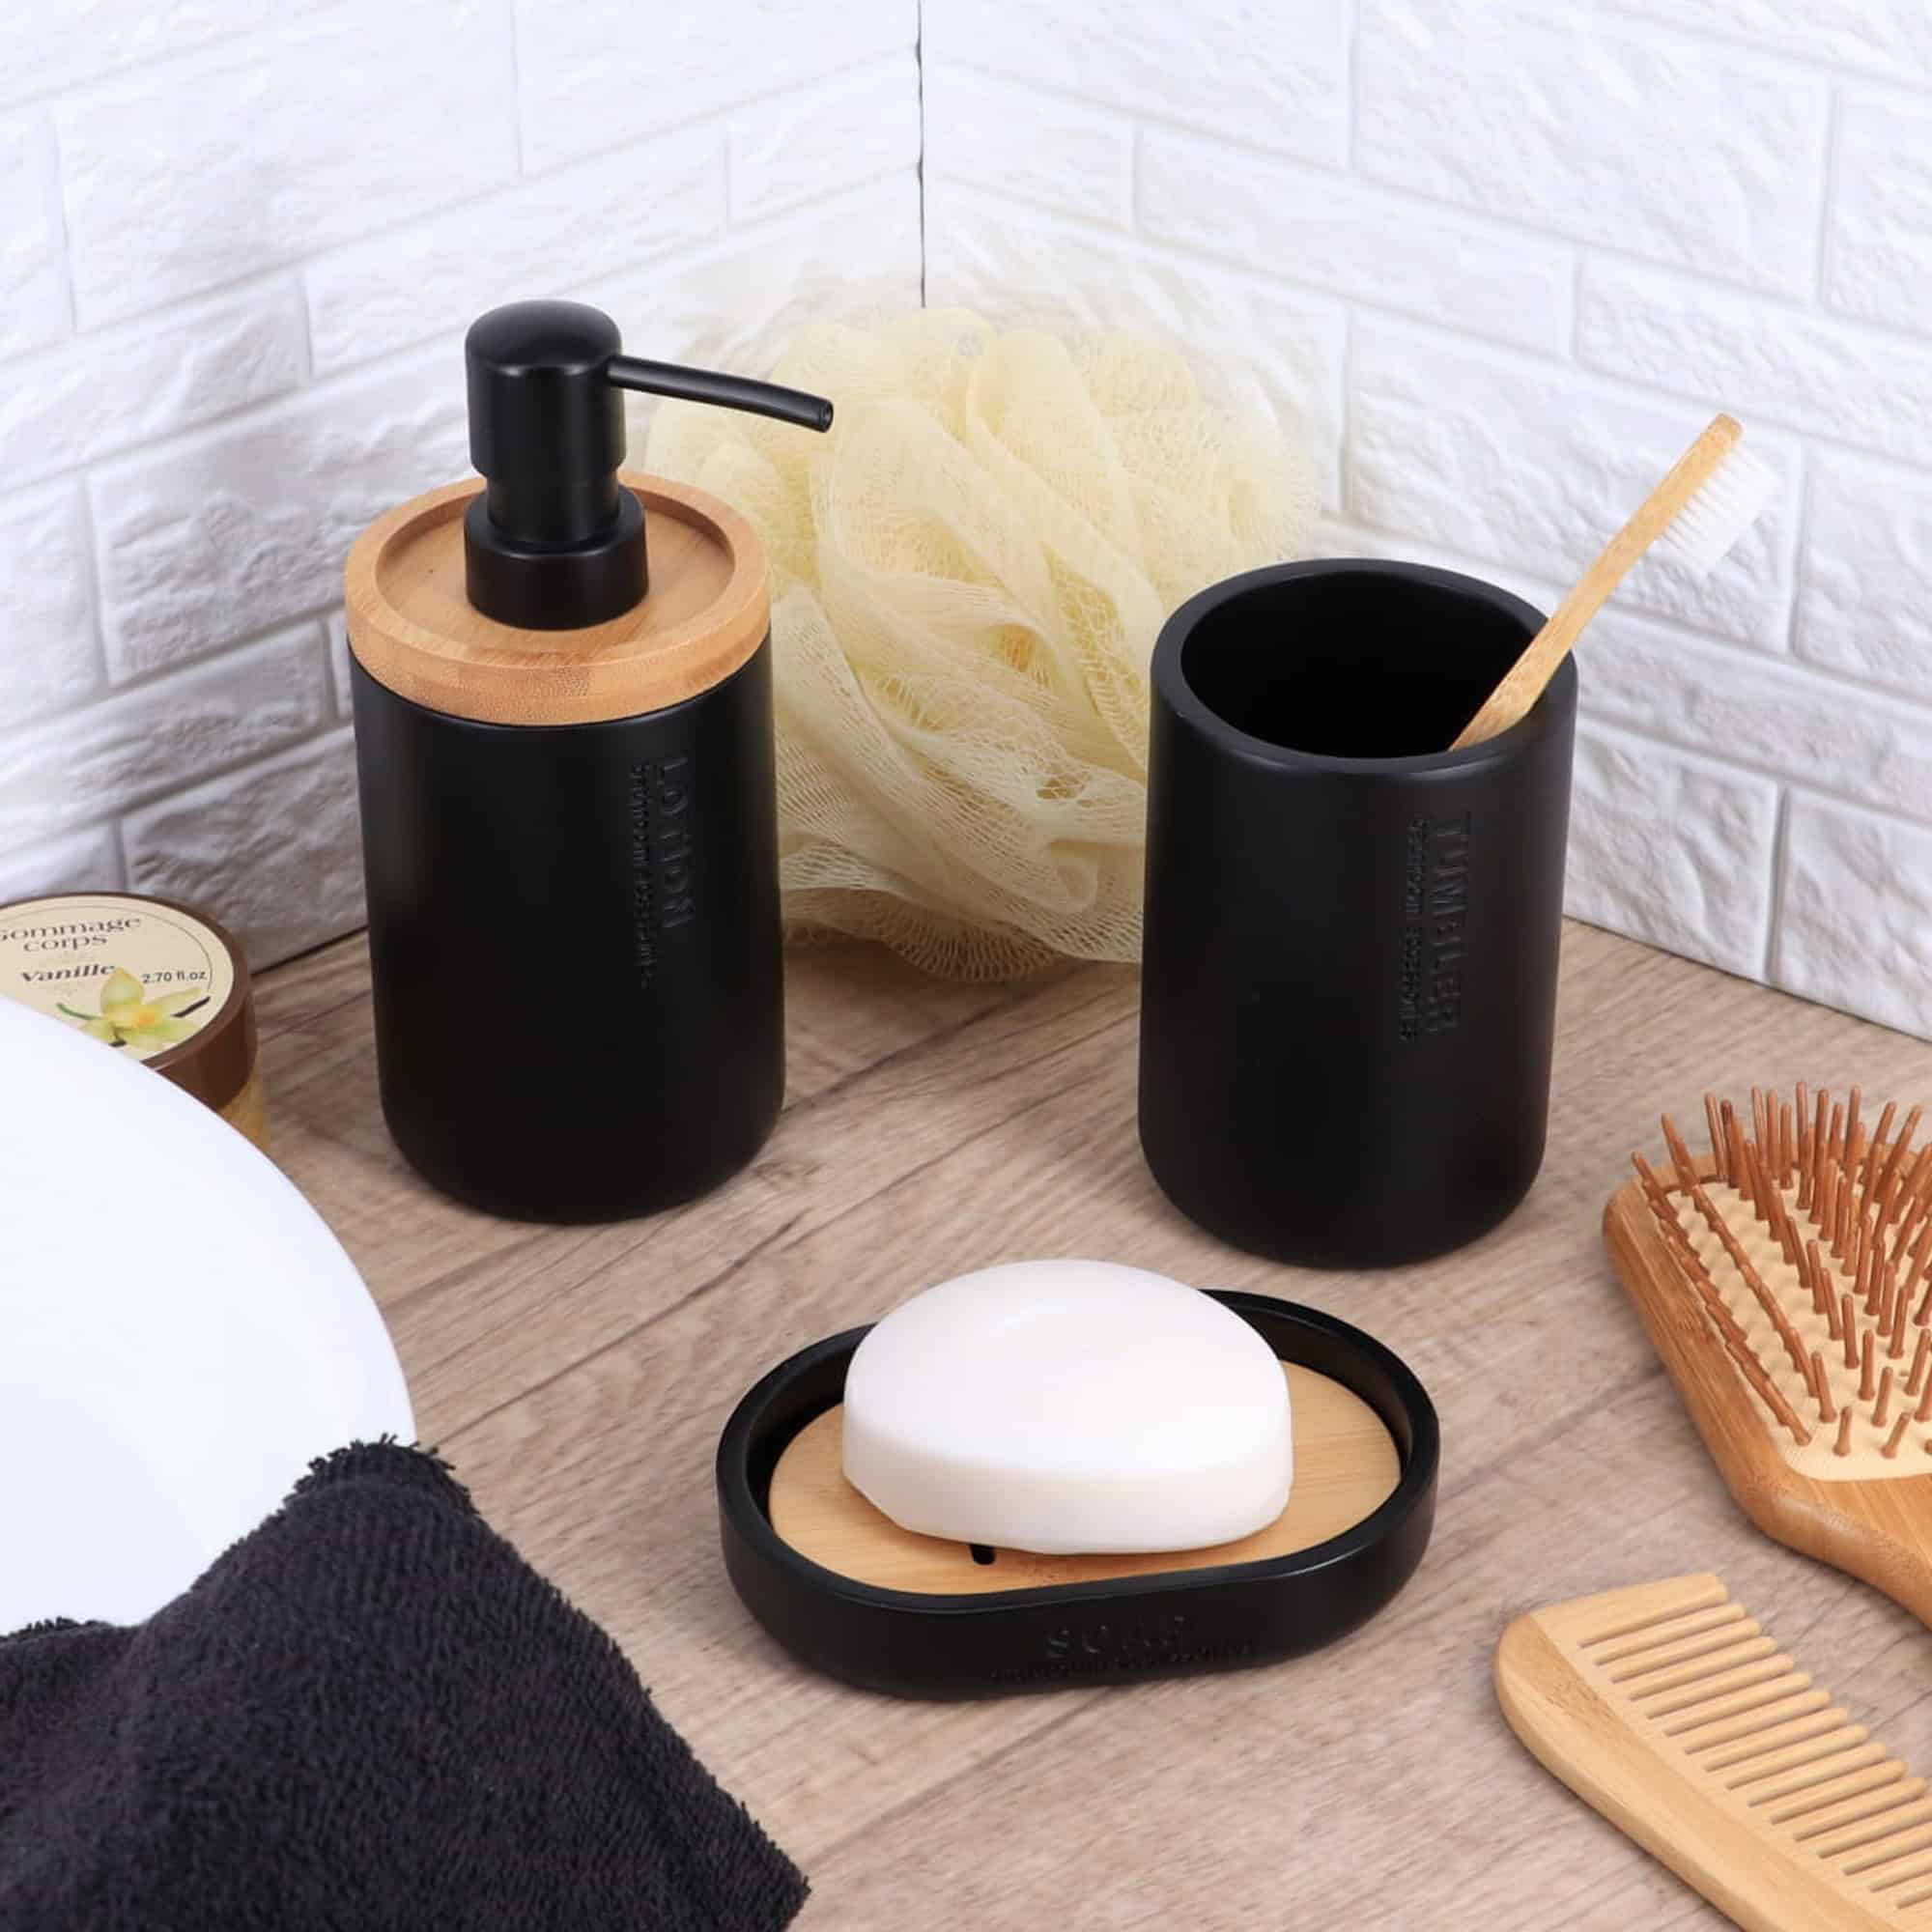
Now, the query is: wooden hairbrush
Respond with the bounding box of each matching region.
[1497,1573,1932,1928]
[1605,1085,1932,1625]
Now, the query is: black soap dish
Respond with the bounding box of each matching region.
[715,1293,1437,1699]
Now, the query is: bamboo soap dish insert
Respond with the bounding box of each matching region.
[344,471,769,726]
[769,1360,1400,1596]
[716,1293,1439,1698]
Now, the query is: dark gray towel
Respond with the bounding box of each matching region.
[0,1442,807,1931]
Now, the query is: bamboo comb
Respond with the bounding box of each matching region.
[1497,1573,1932,1929]
[1605,1085,1932,1625]
[1451,413,1777,748]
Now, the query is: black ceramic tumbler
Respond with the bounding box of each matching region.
[1139,560,1577,1269]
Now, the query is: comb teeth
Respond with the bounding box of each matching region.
[1634,1086,1932,1471]
[1501,1576,1932,1922]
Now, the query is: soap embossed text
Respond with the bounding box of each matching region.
[985,1614,1255,1686]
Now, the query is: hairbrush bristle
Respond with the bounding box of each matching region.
[1639,1085,1932,1465]
[1656,440,1779,577]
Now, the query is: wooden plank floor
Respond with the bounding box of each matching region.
[256,923,1932,1929]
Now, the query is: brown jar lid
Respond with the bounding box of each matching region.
[343,470,771,726]
[0,892,256,1115]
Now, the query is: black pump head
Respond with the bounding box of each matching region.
[462,300,834,631]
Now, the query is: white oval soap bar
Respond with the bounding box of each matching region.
[841,1260,1292,1554]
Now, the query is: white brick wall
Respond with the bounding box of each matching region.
[3,1,1928,1043]
[0,0,921,966]
[926,0,1932,1040]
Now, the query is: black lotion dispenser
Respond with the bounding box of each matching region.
[345,300,832,1222]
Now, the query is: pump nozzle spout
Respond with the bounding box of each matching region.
[607,355,834,434]
[462,299,833,630]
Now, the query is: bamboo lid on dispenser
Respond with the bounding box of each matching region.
[345,301,832,727]
[344,470,770,727]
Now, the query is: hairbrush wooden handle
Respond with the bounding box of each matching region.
[1451,413,1742,750]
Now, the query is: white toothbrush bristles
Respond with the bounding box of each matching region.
[1656,438,1779,579]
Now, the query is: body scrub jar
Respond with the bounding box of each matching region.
[0,892,263,1147]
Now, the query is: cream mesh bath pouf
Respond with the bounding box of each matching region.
[645,309,1319,979]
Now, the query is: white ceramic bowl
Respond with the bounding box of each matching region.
[0,997,413,1629]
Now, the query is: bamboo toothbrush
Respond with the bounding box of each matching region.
[1452,412,1778,749]
[1498,1573,1932,1929]
[1605,1085,1932,1627]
